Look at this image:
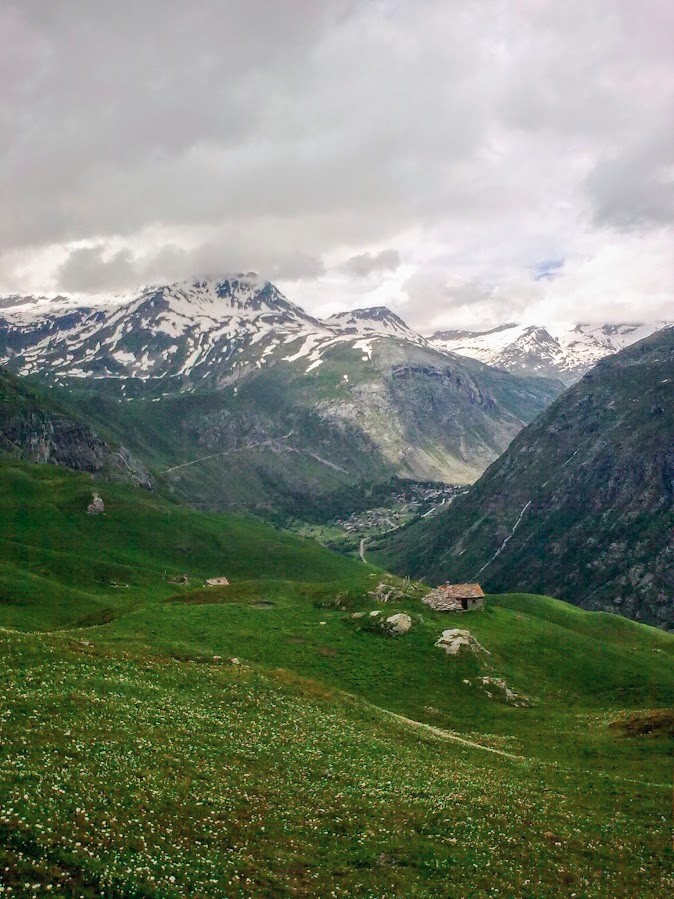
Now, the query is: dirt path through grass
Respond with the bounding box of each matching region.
[378,708,525,759]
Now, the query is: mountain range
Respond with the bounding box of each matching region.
[429,320,669,384]
[3,280,666,391]
[0,276,562,518]
[0,276,429,387]
[377,326,674,628]
[3,276,672,596]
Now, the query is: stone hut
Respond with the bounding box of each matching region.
[422,583,485,612]
[206,577,230,587]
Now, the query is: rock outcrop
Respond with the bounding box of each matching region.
[468,676,531,707]
[0,366,153,489]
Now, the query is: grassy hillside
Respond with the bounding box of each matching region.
[57,377,395,517]
[2,626,672,898]
[1,460,672,895]
[0,461,369,630]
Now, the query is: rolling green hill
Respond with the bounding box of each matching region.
[0,459,672,895]
[375,327,674,629]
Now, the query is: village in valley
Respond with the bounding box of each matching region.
[288,482,466,554]
[336,483,463,534]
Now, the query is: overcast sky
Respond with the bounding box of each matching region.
[1,0,672,331]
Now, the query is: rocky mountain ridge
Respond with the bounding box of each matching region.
[0,367,152,489]
[5,277,665,389]
[0,276,430,389]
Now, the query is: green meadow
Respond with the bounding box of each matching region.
[1,461,672,896]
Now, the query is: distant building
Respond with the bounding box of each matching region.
[422,583,485,612]
[206,577,230,587]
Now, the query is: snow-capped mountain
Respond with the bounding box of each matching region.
[429,321,670,384]
[3,278,668,389]
[0,276,429,387]
[0,276,564,488]
[1,276,665,517]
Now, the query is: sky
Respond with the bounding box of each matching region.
[1,0,672,332]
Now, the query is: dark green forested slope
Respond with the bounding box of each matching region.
[375,327,674,628]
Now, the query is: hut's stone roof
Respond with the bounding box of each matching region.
[437,583,484,599]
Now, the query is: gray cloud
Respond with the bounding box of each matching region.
[57,246,137,294]
[339,249,401,277]
[56,240,326,294]
[1,0,673,327]
[0,0,491,252]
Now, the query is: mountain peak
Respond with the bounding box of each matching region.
[126,275,320,330]
[327,306,422,342]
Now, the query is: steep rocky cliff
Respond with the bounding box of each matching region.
[0,368,153,489]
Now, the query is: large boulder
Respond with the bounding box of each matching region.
[385,613,412,635]
[435,629,489,656]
